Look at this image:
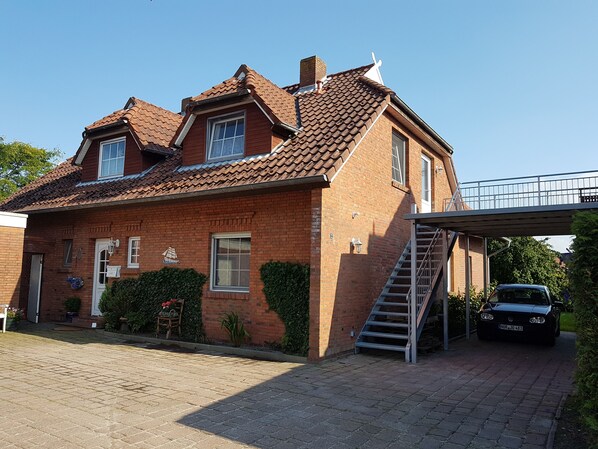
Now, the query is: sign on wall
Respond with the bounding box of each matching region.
[163,247,179,264]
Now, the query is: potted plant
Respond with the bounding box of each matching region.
[6,308,24,331]
[64,296,81,322]
[220,311,249,347]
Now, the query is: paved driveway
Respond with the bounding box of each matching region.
[0,326,575,449]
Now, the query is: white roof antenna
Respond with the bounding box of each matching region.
[364,52,384,85]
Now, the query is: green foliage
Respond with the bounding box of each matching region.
[220,311,249,347]
[63,296,81,313]
[260,262,310,356]
[447,289,483,338]
[99,267,207,341]
[99,278,138,331]
[488,237,568,297]
[570,211,598,443]
[560,312,576,333]
[0,137,62,201]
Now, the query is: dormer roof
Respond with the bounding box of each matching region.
[73,97,183,165]
[1,60,454,214]
[185,64,298,129]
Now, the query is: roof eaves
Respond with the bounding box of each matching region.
[390,94,453,155]
[19,174,330,215]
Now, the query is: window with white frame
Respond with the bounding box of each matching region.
[211,233,250,292]
[128,237,140,268]
[392,131,406,185]
[63,239,73,267]
[99,138,125,178]
[207,113,245,161]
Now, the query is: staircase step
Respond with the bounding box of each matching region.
[371,311,409,317]
[366,320,409,328]
[382,292,408,297]
[360,331,409,340]
[375,301,408,307]
[355,341,406,352]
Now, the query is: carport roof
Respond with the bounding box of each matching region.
[405,203,598,237]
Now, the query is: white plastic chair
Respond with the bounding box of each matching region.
[0,304,8,333]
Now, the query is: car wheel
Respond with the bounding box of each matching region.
[555,318,561,337]
[544,332,556,347]
[477,329,490,341]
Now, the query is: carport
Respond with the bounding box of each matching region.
[404,170,598,362]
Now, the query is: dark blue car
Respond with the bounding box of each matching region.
[477,284,562,346]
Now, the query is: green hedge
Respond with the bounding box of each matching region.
[99,267,207,342]
[571,211,598,442]
[260,261,310,356]
[445,289,483,338]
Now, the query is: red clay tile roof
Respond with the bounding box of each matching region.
[80,97,183,156]
[190,65,298,128]
[1,63,395,213]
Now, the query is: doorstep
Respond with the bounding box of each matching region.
[102,331,307,364]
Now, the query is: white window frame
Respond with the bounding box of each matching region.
[392,131,406,185]
[98,137,126,179]
[127,237,140,268]
[206,112,245,162]
[63,239,73,267]
[210,232,251,292]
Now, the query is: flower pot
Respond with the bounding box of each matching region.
[6,318,19,331]
[66,312,78,323]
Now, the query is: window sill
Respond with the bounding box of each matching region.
[392,180,410,193]
[205,290,249,301]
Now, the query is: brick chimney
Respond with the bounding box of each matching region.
[299,55,326,88]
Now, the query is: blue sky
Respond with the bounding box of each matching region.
[1,0,596,250]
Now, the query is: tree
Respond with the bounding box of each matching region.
[0,137,62,201]
[488,236,568,297]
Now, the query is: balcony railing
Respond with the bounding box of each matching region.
[444,170,598,212]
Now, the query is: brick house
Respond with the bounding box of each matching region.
[1,56,483,360]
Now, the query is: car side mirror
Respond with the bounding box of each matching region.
[554,301,564,309]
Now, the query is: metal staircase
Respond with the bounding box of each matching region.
[355,224,457,361]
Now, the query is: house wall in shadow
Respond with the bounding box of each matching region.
[311,110,483,359]
[0,212,27,309]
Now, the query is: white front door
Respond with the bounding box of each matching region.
[27,254,43,323]
[421,154,432,213]
[92,239,110,316]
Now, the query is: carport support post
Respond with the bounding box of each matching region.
[409,205,418,363]
[465,234,471,339]
[442,230,449,351]
[483,238,488,301]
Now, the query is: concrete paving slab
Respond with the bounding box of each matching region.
[0,327,575,448]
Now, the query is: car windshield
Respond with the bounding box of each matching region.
[488,287,549,305]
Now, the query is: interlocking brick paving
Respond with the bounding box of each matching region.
[0,326,575,448]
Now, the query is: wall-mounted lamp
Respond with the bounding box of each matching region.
[107,238,120,256]
[351,238,363,254]
[435,165,444,174]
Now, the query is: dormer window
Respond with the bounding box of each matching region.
[207,112,245,161]
[99,137,125,179]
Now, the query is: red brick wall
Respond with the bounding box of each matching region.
[311,111,476,359]
[181,103,278,166]
[22,190,311,344]
[0,216,26,309]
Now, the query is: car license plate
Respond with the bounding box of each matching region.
[498,324,523,331]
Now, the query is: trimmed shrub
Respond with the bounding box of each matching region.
[447,289,483,338]
[260,261,310,356]
[99,267,207,341]
[570,211,598,442]
[99,278,139,331]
